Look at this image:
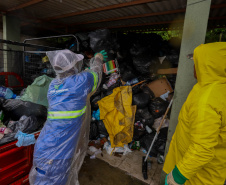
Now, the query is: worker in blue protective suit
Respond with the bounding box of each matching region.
[29,49,107,185]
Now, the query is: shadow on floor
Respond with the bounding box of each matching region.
[79,156,148,185]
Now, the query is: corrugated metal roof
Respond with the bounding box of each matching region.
[0,0,225,36]
[0,0,28,10]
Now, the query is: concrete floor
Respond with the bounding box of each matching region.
[81,149,163,185]
[79,157,147,185]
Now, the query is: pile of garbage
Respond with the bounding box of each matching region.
[0,29,179,163]
[85,29,178,162]
[0,75,50,146]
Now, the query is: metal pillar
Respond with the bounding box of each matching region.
[3,15,21,86]
[160,0,212,184]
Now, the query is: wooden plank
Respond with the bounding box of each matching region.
[157,68,178,74]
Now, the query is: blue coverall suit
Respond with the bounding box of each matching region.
[29,71,98,185]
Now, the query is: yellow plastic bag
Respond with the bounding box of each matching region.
[98,86,136,148]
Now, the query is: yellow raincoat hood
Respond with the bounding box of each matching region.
[163,42,226,185]
[194,42,226,85]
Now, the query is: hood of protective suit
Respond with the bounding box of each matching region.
[194,42,226,85]
[46,49,84,74]
[163,42,226,185]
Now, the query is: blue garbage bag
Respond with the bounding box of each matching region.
[92,109,100,120]
[15,130,36,147]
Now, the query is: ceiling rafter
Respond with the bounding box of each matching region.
[69,9,186,27]
[70,15,226,32]
[64,3,226,29]
[44,0,162,21]
[7,0,45,12]
[211,3,226,9]
[100,15,226,30]
[20,2,226,29]
[70,19,184,32]
[209,16,226,20]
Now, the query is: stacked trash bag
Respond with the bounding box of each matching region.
[0,29,179,163]
[0,75,51,146]
[86,29,178,162]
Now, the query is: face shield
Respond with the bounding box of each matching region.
[46,49,84,78]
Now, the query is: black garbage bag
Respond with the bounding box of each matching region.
[135,107,154,128]
[88,29,111,52]
[133,56,159,75]
[143,117,155,128]
[132,93,150,109]
[121,68,137,82]
[140,132,158,157]
[0,115,42,145]
[136,107,152,120]
[140,127,168,157]
[166,53,179,67]
[155,127,168,155]
[96,120,108,137]
[133,127,146,141]
[148,98,169,118]
[118,62,127,75]
[89,121,99,140]
[132,85,142,95]
[0,99,47,123]
[106,49,116,61]
[141,85,155,100]
[130,44,150,56]
[116,50,130,63]
[8,115,41,134]
[91,95,101,110]
[88,29,118,56]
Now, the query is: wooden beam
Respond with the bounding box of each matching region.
[7,0,45,12]
[90,16,226,31]
[105,16,226,31]
[70,20,184,32]
[44,0,162,21]
[20,1,226,29]
[209,16,226,20]
[98,20,184,29]
[66,3,226,27]
[70,9,186,26]
[211,3,226,9]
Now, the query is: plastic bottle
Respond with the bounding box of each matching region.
[0,86,17,99]
[125,78,139,86]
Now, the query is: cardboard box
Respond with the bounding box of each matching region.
[157,68,178,74]
[146,77,173,97]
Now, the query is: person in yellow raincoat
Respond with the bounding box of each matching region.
[164,42,226,185]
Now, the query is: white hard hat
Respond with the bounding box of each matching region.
[46,49,84,74]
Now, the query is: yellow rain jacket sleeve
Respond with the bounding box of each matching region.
[163,42,226,185]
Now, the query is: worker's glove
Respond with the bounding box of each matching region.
[165,166,187,185]
[94,50,108,62]
[165,171,186,185]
